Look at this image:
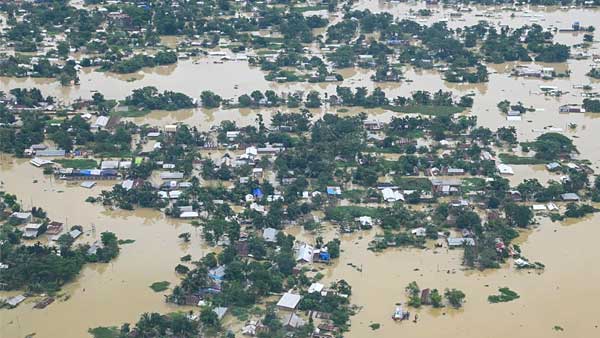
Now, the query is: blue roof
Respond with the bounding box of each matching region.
[253,188,263,198]
[326,187,341,195]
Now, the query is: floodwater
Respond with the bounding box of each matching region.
[0,158,203,337]
[2,2,600,338]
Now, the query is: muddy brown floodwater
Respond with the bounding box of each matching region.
[2,2,600,338]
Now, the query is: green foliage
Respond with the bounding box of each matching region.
[405,281,421,307]
[55,159,98,169]
[444,288,466,308]
[106,51,177,74]
[488,287,520,303]
[504,203,533,228]
[533,133,576,161]
[583,99,600,113]
[430,289,443,308]
[150,281,171,292]
[0,231,120,292]
[498,154,547,165]
[124,86,195,111]
[88,327,120,338]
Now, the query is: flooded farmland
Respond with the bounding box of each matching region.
[2,2,600,338]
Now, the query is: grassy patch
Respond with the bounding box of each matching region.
[341,189,367,201]
[55,159,98,169]
[117,239,135,245]
[369,323,381,330]
[393,177,433,191]
[488,287,520,303]
[499,153,547,165]
[461,177,487,192]
[290,4,329,12]
[110,108,151,118]
[89,327,120,338]
[149,281,170,292]
[325,206,383,222]
[385,104,465,117]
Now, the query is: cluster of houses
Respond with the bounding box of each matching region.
[6,210,82,243]
[512,65,555,79]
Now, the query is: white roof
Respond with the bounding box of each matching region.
[532,204,547,211]
[69,229,82,238]
[411,227,427,237]
[295,243,314,262]
[30,157,53,167]
[119,161,132,169]
[160,172,184,180]
[6,295,26,307]
[101,160,119,169]
[180,211,199,218]
[382,188,404,202]
[168,190,182,199]
[245,146,258,156]
[497,164,514,175]
[121,179,134,190]
[276,292,302,310]
[25,223,43,230]
[213,307,228,320]
[514,258,530,267]
[93,116,109,128]
[447,237,475,246]
[357,216,373,226]
[11,212,32,220]
[561,193,580,201]
[262,228,278,242]
[308,282,324,294]
[81,181,96,189]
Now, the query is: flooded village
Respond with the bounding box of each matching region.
[1,1,600,338]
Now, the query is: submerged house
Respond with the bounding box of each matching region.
[262,227,279,243]
[276,292,302,311]
[22,223,43,239]
[295,243,314,263]
[560,193,580,201]
[10,212,32,224]
[559,104,585,113]
[447,237,475,247]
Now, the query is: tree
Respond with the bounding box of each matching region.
[179,232,191,242]
[405,281,421,307]
[328,45,356,68]
[533,133,576,160]
[504,203,533,228]
[199,306,220,328]
[444,288,466,308]
[583,99,600,113]
[326,239,340,258]
[305,91,322,108]
[200,91,222,108]
[456,210,481,230]
[430,289,443,308]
